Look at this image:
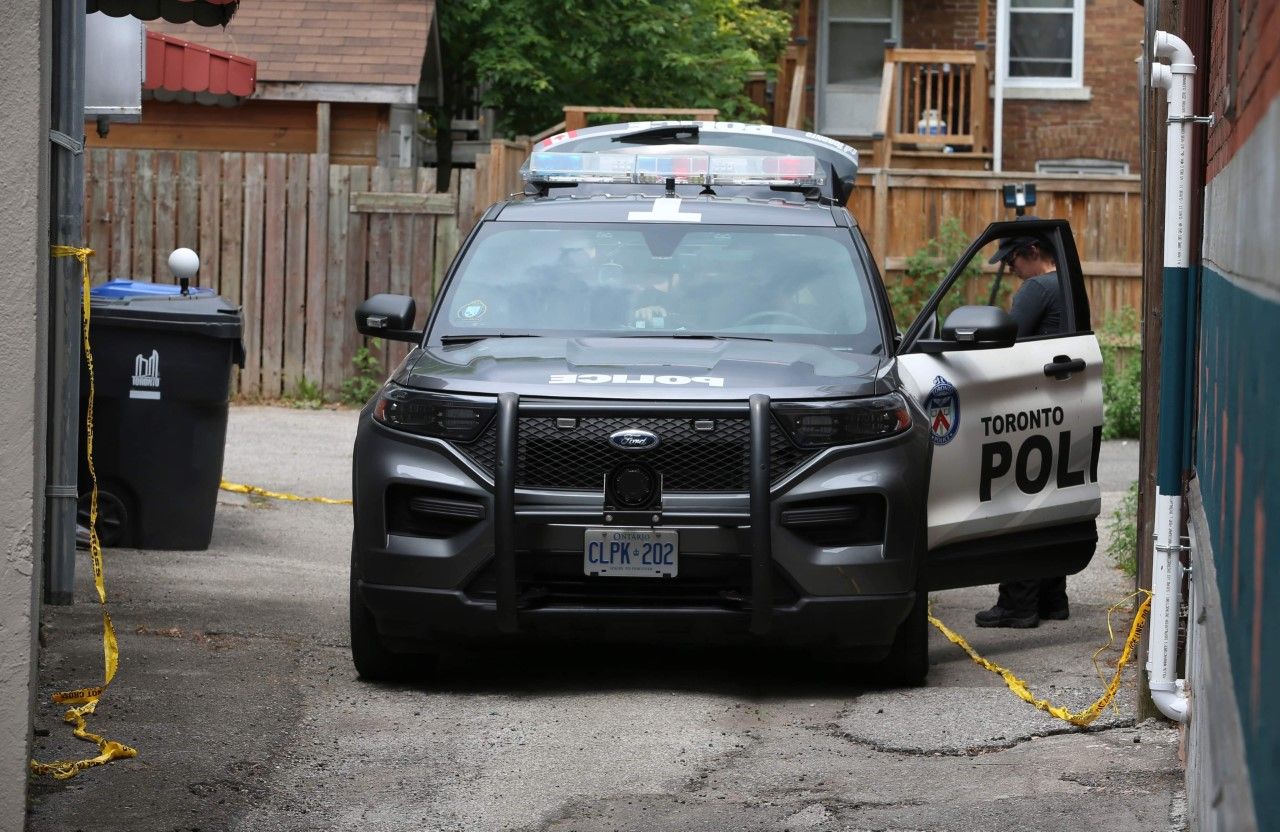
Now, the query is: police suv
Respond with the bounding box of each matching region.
[349,122,1104,685]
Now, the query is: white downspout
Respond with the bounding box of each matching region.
[993,0,1007,172]
[1146,29,1196,724]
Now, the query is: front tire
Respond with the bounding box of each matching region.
[873,585,929,687]
[350,548,438,682]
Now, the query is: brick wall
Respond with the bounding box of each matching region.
[901,0,987,50]
[1206,0,1280,181]
[806,0,1144,171]
[999,0,1145,171]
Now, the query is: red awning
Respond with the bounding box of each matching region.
[89,0,239,28]
[144,30,256,106]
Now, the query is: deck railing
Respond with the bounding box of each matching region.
[875,47,989,168]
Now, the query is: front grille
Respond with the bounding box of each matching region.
[455,413,815,492]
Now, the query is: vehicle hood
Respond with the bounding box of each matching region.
[394,337,888,401]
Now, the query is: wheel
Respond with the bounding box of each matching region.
[872,584,930,687]
[349,547,438,682]
[77,489,130,548]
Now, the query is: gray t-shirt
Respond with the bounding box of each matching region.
[1009,271,1064,337]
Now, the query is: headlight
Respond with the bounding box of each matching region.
[372,387,495,442]
[773,394,913,448]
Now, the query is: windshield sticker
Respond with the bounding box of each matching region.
[925,375,959,446]
[456,299,488,321]
[627,197,702,223]
[550,373,724,388]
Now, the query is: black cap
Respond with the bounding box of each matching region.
[988,215,1042,264]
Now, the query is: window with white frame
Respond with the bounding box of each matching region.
[1004,0,1084,87]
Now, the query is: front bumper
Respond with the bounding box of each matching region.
[353,394,931,649]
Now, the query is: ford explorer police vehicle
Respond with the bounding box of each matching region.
[349,122,1104,686]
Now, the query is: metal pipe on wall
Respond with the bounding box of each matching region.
[45,0,87,605]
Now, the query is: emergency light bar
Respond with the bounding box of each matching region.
[522,151,823,187]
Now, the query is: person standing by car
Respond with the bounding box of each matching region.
[975,217,1071,629]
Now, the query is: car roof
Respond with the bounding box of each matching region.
[493,192,843,228]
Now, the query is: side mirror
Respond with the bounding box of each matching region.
[917,305,1017,354]
[356,293,422,343]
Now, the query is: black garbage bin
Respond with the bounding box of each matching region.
[78,280,246,550]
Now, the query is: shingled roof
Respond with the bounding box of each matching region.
[147,0,431,91]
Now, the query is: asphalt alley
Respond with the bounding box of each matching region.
[27,406,1183,832]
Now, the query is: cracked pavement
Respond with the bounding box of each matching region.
[27,407,1183,832]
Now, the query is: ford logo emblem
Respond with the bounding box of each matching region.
[608,428,661,452]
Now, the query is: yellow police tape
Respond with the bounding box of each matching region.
[220,480,353,506]
[928,590,1152,727]
[30,246,139,780]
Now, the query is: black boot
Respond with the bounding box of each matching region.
[974,605,1040,628]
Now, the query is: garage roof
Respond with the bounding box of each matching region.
[145,0,432,89]
[89,0,240,27]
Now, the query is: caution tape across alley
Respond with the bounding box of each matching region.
[929,590,1152,728]
[31,246,138,781]
[220,480,352,506]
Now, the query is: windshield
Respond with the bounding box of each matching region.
[432,222,885,353]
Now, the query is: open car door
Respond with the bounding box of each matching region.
[895,219,1104,591]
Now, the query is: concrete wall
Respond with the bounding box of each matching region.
[1185,2,1280,828]
[0,0,49,828]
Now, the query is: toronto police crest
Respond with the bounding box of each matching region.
[925,375,960,446]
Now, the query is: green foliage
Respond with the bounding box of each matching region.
[340,343,384,407]
[285,377,325,409]
[1100,309,1142,440]
[888,218,984,330]
[1106,481,1140,577]
[436,0,792,138]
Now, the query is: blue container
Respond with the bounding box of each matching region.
[91,279,216,300]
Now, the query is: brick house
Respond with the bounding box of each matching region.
[90,0,432,166]
[771,0,1145,172]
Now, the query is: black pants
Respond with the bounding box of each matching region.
[997,576,1068,614]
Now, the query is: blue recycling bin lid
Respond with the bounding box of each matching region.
[91,279,216,299]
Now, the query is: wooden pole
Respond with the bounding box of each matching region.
[316,102,331,157]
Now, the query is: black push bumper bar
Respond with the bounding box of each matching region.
[491,393,774,635]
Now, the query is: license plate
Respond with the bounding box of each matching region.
[583,528,678,578]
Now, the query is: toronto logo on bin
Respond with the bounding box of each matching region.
[130,350,161,400]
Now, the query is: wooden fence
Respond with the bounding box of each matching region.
[850,168,1143,321]
[84,149,1141,402]
[84,149,498,400]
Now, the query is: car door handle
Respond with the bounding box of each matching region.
[1044,355,1086,380]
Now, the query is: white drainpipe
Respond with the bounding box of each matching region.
[993,0,1007,172]
[1146,30,1196,724]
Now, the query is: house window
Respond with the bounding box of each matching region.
[1035,158,1129,176]
[1004,0,1084,87]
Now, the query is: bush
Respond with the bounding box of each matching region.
[1099,310,1142,439]
[1106,481,1140,577]
[887,218,982,329]
[340,343,384,406]
[285,377,325,409]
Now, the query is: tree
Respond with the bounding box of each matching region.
[428,0,793,188]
